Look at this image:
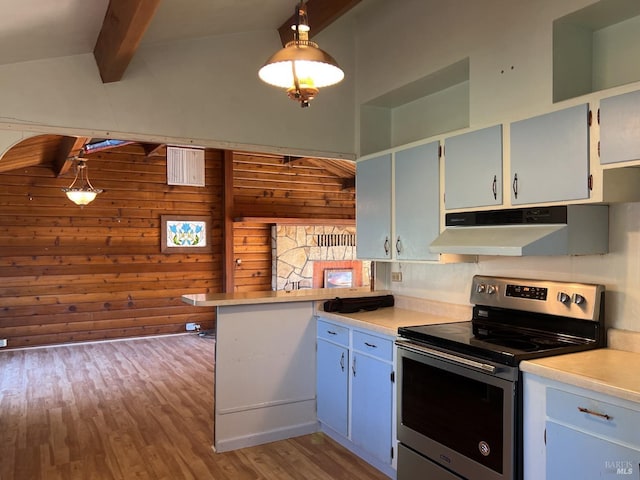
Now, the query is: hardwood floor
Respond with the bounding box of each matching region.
[0,335,390,480]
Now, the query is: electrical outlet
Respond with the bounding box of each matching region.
[185,322,197,331]
[0,339,7,348]
[391,271,403,282]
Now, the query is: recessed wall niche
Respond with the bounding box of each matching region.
[359,58,470,156]
[553,0,640,103]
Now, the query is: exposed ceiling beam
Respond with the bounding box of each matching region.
[55,136,90,177]
[143,143,165,157]
[93,0,161,83]
[278,0,362,46]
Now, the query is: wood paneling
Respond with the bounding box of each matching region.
[0,142,355,348]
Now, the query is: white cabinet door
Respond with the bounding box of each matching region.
[444,125,503,209]
[351,352,393,464]
[510,103,590,205]
[356,154,392,260]
[395,142,440,261]
[600,89,640,164]
[316,338,348,437]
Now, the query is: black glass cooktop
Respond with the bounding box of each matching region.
[398,321,596,366]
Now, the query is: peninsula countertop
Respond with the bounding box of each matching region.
[181,287,390,307]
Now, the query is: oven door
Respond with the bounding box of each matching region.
[396,340,517,480]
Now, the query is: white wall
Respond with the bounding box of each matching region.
[0,25,356,158]
[353,0,640,332]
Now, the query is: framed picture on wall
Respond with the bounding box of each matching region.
[324,269,354,288]
[161,215,212,253]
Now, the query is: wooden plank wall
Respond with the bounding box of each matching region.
[0,145,220,348]
[0,145,355,349]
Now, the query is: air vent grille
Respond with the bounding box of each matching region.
[167,146,205,186]
[316,233,356,247]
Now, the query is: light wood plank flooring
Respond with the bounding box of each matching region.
[0,334,390,480]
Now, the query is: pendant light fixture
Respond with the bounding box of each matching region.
[258,1,344,107]
[62,157,102,206]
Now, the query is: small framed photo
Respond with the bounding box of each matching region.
[324,269,354,288]
[161,215,211,253]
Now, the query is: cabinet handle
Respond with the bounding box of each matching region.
[364,342,378,348]
[512,173,519,199]
[384,237,390,256]
[352,356,356,377]
[396,237,402,255]
[326,330,337,336]
[340,352,345,371]
[492,175,497,200]
[578,406,613,421]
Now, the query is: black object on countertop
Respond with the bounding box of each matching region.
[323,295,394,314]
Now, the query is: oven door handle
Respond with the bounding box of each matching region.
[396,340,497,374]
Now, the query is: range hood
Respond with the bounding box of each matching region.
[429,205,608,256]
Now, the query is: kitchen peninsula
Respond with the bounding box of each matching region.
[181,287,388,453]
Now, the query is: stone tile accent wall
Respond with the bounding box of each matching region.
[272,225,369,290]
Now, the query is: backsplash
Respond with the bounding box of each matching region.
[384,202,640,333]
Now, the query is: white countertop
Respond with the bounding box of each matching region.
[521,329,640,403]
[319,307,466,337]
[181,287,389,307]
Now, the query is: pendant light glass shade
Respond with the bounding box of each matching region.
[61,159,102,206]
[258,2,344,107]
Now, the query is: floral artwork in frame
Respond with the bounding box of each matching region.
[161,215,212,253]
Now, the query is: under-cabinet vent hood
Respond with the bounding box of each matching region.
[429,205,608,256]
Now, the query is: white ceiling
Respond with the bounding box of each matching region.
[0,0,298,67]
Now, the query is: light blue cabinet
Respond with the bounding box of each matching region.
[356,154,392,260]
[600,89,640,165]
[510,103,590,205]
[546,387,640,478]
[395,142,440,261]
[316,317,396,477]
[444,125,503,209]
[317,339,348,437]
[351,350,393,464]
[522,372,640,480]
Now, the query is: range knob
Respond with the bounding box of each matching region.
[476,283,486,293]
[572,293,586,305]
[557,292,570,304]
[486,284,497,295]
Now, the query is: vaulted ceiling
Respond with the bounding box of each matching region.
[0,1,360,180]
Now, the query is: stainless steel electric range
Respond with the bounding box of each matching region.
[395,275,605,480]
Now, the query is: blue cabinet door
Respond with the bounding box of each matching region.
[395,142,440,261]
[356,154,392,260]
[444,125,503,209]
[351,352,393,464]
[510,103,590,205]
[600,89,640,164]
[317,339,348,437]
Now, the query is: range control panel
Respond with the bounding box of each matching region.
[470,275,604,321]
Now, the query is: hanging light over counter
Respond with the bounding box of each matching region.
[258,1,344,107]
[61,158,102,206]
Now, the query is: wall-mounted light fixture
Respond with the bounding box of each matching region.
[61,158,102,206]
[258,1,344,107]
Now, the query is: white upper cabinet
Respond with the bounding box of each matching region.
[600,89,640,165]
[394,142,440,261]
[510,104,590,205]
[444,125,503,210]
[356,154,392,260]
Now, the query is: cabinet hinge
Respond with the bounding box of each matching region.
[390,371,395,383]
[598,140,600,158]
[588,174,593,191]
[391,446,394,460]
[439,145,443,158]
[588,109,593,127]
[597,108,600,125]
